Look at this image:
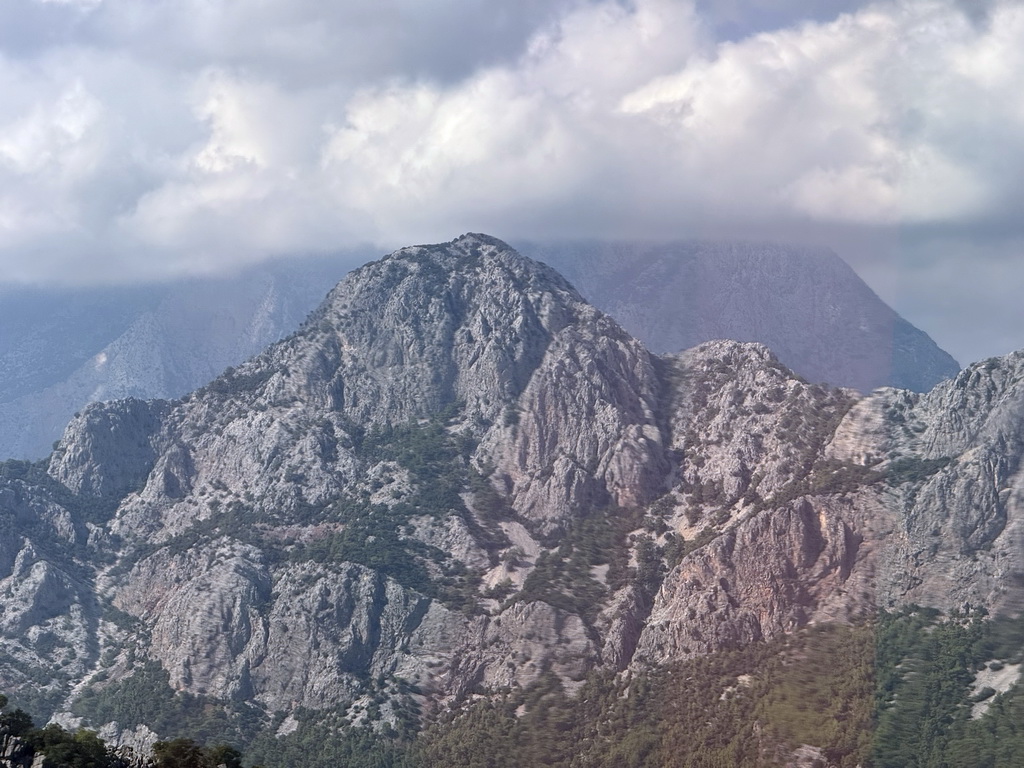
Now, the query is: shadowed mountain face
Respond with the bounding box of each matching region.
[514,240,960,393]
[0,236,1020,768]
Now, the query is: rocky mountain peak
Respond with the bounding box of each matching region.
[254,233,590,432]
[48,399,172,499]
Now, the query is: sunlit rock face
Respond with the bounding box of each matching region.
[0,235,1017,751]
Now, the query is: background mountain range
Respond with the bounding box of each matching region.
[519,240,960,394]
[0,240,959,461]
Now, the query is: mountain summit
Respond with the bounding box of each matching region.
[0,237,957,463]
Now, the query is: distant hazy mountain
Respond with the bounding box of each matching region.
[514,240,960,393]
[0,253,369,460]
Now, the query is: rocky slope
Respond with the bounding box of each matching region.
[0,235,1017,764]
[515,239,960,393]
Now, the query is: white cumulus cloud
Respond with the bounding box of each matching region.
[0,0,1021,290]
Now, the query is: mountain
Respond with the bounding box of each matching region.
[0,238,957,464]
[0,235,1019,766]
[0,253,369,461]
[515,239,960,393]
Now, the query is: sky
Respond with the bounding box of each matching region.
[0,0,1021,366]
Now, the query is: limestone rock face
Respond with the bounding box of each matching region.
[636,495,878,666]
[484,311,668,533]
[0,234,1019,748]
[828,352,1024,615]
[2,235,657,727]
[295,234,579,429]
[48,399,171,499]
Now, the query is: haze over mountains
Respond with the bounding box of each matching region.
[0,236,1018,766]
[0,255,364,461]
[0,239,958,461]
[517,240,960,394]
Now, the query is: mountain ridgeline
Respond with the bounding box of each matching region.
[0,235,1020,767]
[0,239,956,463]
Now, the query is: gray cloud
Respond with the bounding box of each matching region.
[693,0,867,39]
[0,0,1021,364]
[16,0,572,86]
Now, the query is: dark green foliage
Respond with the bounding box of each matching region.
[515,506,645,624]
[0,695,35,738]
[755,625,875,766]
[873,606,980,767]
[0,646,75,721]
[502,406,520,427]
[32,614,1024,768]
[884,457,952,486]
[517,548,606,623]
[292,495,443,596]
[291,495,483,611]
[412,624,876,768]
[947,681,1024,767]
[201,365,281,398]
[1,695,120,768]
[4,690,251,768]
[72,661,260,751]
[154,738,216,768]
[806,458,884,495]
[294,405,502,610]
[0,458,51,485]
[679,525,719,557]
[360,417,469,514]
[29,724,113,768]
[872,608,1024,768]
[153,738,244,768]
[244,708,410,768]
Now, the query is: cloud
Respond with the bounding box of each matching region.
[317,0,710,241]
[316,0,1024,241]
[0,0,1023,292]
